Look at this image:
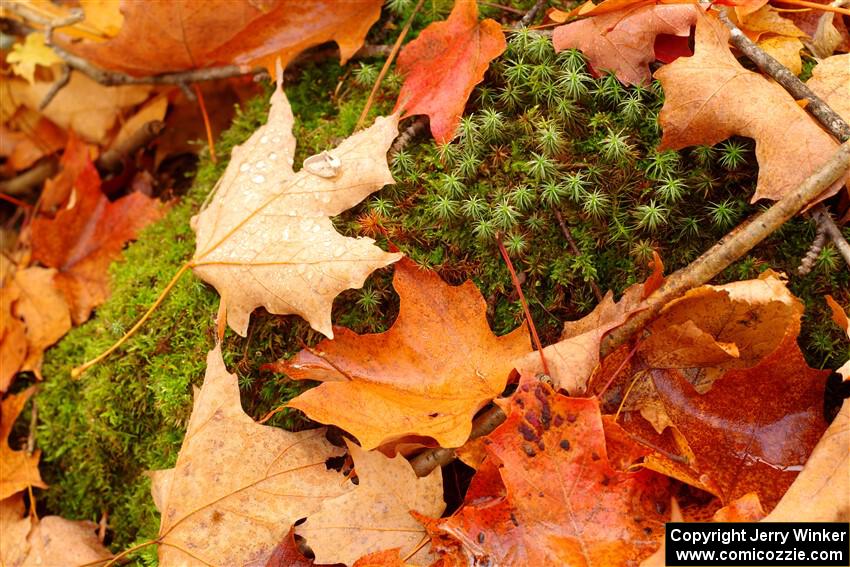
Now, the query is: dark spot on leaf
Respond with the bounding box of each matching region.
[516,397,525,409]
[522,443,536,457]
[591,451,600,461]
[510,512,519,526]
[567,413,577,423]
[601,476,610,486]
[537,439,545,451]
[559,439,570,450]
[429,412,439,418]
[524,410,540,428]
[538,491,544,497]
[644,527,653,535]
[478,532,485,543]
[211,510,224,523]
[553,414,563,427]
[518,422,537,442]
[521,383,530,392]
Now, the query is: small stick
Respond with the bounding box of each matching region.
[0,159,58,196]
[798,223,827,275]
[38,63,70,110]
[553,209,604,302]
[519,0,548,27]
[497,237,551,377]
[771,0,850,15]
[356,0,425,130]
[411,405,506,477]
[96,120,165,174]
[812,206,850,268]
[193,84,217,164]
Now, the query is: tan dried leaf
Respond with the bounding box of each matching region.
[0,386,46,500]
[6,71,150,144]
[764,396,849,522]
[297,440,445,566]
[0,493,113,567]
[191,77,401,338]
[151,346,350,566]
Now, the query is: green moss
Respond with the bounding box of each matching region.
[32,15,848,565]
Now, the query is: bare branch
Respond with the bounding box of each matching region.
[812,207,850,268]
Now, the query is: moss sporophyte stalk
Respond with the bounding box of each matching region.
[33,27,848,562]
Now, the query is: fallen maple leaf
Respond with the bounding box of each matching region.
[31,139,163,324]
[0,285,27,392]
[0,492,113,566]
[655,11,845,203]
[764,397,849,522]
[275,258,531,450]
[395,0,506,143]
[0,116,65,175]
[0,386,46,501]
[553,2,699,86]
[807,54,850,125]
[191,74,401,339]
[62,0,382,77]
[151,346,351,566]
[642,333,828,510]
[9,266,72,378]
[431,377,671,566]
[6,71,150,144]
[297,440,445,566]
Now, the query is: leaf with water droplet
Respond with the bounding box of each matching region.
[190,74,402,338]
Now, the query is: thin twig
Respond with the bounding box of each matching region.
[519,0,548,27]
[38,63,70,110]
[357,0,426,130]
[553,209,604,302]
[798,223,827,275]
[0,159,58,197]
[411,405,507,477]
[812,207,850,268]
[96,120,165,174]
[390,117,428,156]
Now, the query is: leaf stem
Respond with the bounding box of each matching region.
[497,237,550,377]
[71,261,193,378]
[355,0,425,131]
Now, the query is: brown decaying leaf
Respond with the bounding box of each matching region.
[553,3,699,86]
[0,116,65,175]
[514,255,663,394]
[638,271,803,389]
[10,266,72,378]
[806,54,850,125]
[0,285,27,392]
[733,5,806,73]
[0,386,46,501]
[0,493,113,567]
[278,258,531,451]
[645,333,828,510]
[6,71,150,144]
[265,527,337,567]
[191,75,401,339]
[297,440,445,567]
[655,11,845,203]
[39,132,94,214]
[31,137,163,324]
[395,0,506,144]
[430,377,671,566]
[62,0,382,77]
[151,346,350,566]
[352,549,407,567]
[764,398,849,522]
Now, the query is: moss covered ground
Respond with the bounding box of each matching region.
[22,3,850,562]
